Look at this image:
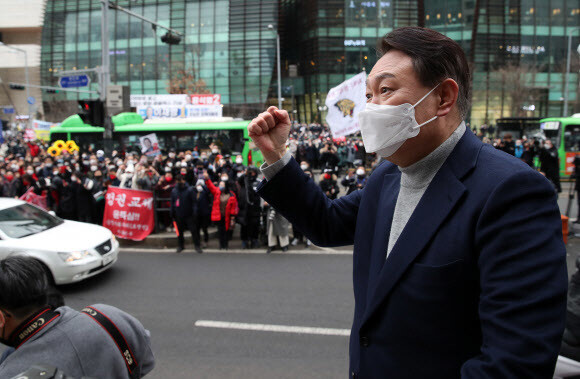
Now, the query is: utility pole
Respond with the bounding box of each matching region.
[268,24,282,109]
[564,26,580,117]
[101,0,114,155]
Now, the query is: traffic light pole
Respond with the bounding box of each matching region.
[97,0,182,156]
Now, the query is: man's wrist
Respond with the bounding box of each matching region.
[260,151,292,181]
[263,148,287,166]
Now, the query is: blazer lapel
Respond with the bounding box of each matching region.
[366,172,400,294]
[361,162,467,327]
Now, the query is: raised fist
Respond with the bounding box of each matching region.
[248,106,291,165]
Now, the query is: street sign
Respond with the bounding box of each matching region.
[2,107,14,114]
[59,74,91,88]
[27,96,35,105]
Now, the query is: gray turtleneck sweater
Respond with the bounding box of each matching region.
[386,121,466,257]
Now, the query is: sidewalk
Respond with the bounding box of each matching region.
[118,225,354,254]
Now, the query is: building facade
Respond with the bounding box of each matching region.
[39,0,580,126]
[41,0,278,120]
[285,0,580,126]
[0,0,47,128]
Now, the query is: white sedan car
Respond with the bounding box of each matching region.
[0,198,119,285]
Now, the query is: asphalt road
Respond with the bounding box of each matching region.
[4,181,580,378]
[59,251,354,379]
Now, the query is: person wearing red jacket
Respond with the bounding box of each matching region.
[203,171,238,250]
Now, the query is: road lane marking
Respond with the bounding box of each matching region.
[194,320,350,337]
[120,248,352,255]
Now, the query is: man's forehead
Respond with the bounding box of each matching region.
[366,51,414,85]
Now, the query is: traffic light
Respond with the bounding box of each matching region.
[45,89,59,94]
[77,100,104,126]
[9,83,25,90]
[160,32,181,45]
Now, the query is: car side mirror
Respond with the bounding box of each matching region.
[48,211,56,217]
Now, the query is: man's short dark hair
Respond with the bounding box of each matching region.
[377,27,471,119]
[0,257,48,317]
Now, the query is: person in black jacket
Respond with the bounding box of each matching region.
[170,175,202,254]
[237,167,262,249]
[540,139,562,193]
[193,179,212,248]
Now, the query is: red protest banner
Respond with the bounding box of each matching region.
[19,188,48,210]
[103,186,154,241]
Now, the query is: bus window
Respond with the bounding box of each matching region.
[195,130,243,155]
[177,133,193,150]
[71,132,103,151]
[564,125,580,152]
[50,133,68,142]
[540,121,561,148]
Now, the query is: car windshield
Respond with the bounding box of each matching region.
[0,204,64,239]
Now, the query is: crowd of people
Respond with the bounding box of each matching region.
[0,122,565,253]
[0,124,373,253]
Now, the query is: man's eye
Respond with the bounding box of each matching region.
[381,87,390,94]
[365,94,372,100]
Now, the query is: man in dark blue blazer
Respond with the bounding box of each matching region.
[248,27,567,378]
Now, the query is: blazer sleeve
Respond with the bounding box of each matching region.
[461,170,568,378]
[257,156,362,247]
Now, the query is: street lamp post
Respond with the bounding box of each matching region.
[563,26,580,117]
[268,24,282,109]
[0,42,31,127]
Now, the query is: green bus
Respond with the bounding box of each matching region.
[539,115,580,177]
[49,113,263,166]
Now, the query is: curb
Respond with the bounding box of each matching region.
[119,247,352,255]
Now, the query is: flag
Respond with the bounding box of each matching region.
[325,72,367,138]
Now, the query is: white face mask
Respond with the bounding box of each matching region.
[185,154,192,161]
[221,176,228,182]
[26,170,34,175]
[169,153,176,158]
[358,84,440,158]
[300,164,308,171]
[196,185,203,192]
[236,158,243,164]
[356,169,365,176]
[90,165,98,171]
[212,149,219,154]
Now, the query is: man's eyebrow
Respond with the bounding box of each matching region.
[366,72,396,86]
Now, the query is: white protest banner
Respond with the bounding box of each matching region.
[325,72,367,138]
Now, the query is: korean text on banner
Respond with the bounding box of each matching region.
[325,72,367,138]
[19,188,48,210]
[103,187,155,241]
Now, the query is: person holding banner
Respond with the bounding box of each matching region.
[248,27,566,378]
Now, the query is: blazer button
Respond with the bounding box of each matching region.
[360,336,370,347]
[351,371,357,379]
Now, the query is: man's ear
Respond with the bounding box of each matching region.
[436,78,460,118]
